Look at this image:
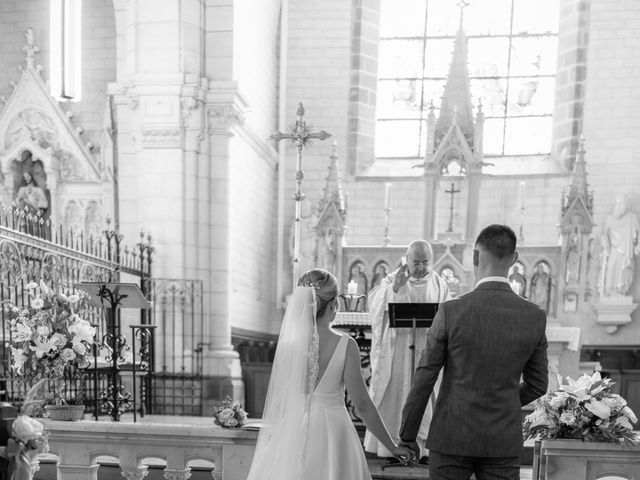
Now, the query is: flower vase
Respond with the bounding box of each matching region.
[44,404,85,421]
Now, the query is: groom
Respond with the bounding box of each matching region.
[399,224,548,479]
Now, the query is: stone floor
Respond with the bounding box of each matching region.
[367,458,534,479]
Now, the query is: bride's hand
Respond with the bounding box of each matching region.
[391,445,415,465]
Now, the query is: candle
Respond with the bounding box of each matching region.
[519,181,526,210]
[384,183,391,210]
[347,280,358,295]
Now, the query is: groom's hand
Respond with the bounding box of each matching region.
[399,440,419,463]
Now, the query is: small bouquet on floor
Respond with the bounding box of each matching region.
[213,397,248,428]
[0,414,49,480]
[523,371,638,446]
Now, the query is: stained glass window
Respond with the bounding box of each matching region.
[375,0,559,158]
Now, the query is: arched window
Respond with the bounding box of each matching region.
[375,0,559,159]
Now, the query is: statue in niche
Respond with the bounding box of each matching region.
[530,262,551,313]
[85,200,103,238]
[508,262,527,297]
[600,194,640,297]
[565,229,581,285]
[371,262,389,290]
[13,151,50,219]
[317,226,339,275]
[63,200,83,232]
[585,238,598,301]
[289,197,317,275]
[348,262,368,295]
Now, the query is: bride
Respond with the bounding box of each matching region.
[247,268,413,480]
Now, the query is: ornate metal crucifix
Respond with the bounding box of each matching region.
[270,103,331,287]
[445,182,461,233]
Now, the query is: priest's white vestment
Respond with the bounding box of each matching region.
[363,269,450,458]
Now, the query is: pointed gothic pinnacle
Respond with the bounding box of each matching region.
[296,102,305,117]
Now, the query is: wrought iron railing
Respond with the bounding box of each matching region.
[0,203,153,416]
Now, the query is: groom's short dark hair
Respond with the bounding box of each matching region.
[475,224,517,260]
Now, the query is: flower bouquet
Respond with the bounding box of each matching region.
[0,414,49,480]
[523,371,638,446]
[213,397,248,428]
[5,281,97,410]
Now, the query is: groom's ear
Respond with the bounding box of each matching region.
[511,250,519,266]
[472,248,479,267]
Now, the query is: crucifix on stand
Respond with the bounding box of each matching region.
[445,182,461,233]
[270,103,331,286]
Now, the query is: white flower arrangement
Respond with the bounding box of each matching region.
[4,280,96,404]
[213,397,248,428]
[524,371,638,445]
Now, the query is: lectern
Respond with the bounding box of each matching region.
[388,303,439,375]
[77,282,151,421]
[382,302,439,470]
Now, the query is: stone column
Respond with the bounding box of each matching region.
[164,468,192,480]
[121,465,150,480]
[203,92,246,407]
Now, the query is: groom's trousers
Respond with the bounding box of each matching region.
[429,451,520,480]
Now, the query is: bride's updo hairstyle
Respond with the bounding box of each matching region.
[298,268,338,318]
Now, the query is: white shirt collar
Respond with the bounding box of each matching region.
[475,276,510,288]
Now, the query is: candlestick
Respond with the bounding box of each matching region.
[347,280,358,295]
[519,181,526,210]
[384,183,391,210]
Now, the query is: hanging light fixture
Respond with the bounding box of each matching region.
[50,0,82,102]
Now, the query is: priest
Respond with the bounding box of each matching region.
[364,240,450,462]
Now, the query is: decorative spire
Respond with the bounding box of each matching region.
[22,28,39,69]
[434,8,474,148]
[319,141,346,216]
[569,135,589,200]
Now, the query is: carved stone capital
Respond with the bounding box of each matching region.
[181,96,202,130]
[164,468,192,480]
[207,104,245,136]
[121,466,149,480]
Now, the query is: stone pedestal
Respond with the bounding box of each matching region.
[593,296,638,333]
[535,437,640,480]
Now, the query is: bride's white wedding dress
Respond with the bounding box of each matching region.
[302,334,371,479]
[246,286,373,480]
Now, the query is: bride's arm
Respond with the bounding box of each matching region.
[343,337,409,458]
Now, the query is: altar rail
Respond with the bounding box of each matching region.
[38,417,257,480]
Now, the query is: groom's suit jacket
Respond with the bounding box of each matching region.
[399,281,548,458]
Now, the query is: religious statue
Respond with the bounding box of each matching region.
[508,262,527,297]
[317,226,339,275]
[600,194,640,297]
[530,262,551,313]
[16,171,48,217]
[565,229,581,285]
[348,262,368,295]
[364,240,450,461]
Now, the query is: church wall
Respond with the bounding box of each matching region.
[233,0,280,142]
[345,175,567,248]
[0,0,116,151]
[580,0,640,345]
[281,0,353,293]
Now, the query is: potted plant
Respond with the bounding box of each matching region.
[5,281,96,420]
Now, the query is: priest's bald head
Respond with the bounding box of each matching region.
[405,240,433,279]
